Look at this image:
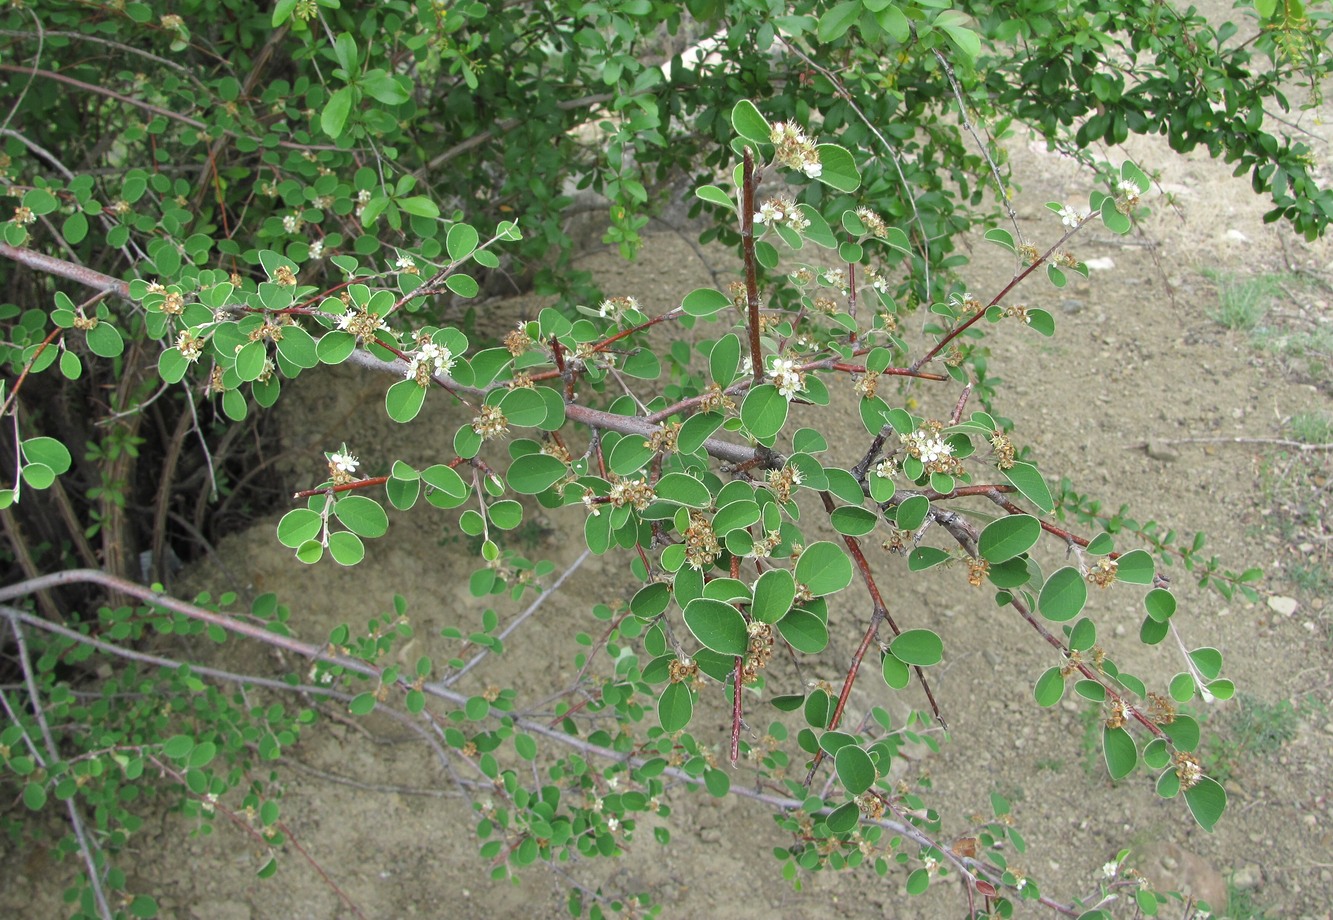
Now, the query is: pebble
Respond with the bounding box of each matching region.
[1146,439,1180,462]
[1084,257,1116,271]
[1267,595,1299,616]
[1225,228,1251,243]
[1232,864,1262,891]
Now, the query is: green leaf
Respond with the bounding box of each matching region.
[776,607,828,654]
[273,509,319,544]
[1001,461,1054,513]
[658,682,693,732]
[1169,672,1196,703]
[1103,726,1137,780]
[1188,647,1223,680]
[977,514,1041,563]
[730,100,771,145]
[710,333,741,386]
[655,472,711,507]
[397,196,439,219]
[1038,566,1088,622]
[907,546,950,571]
[507,454,567,494]
[631,583,671,619]
[1034,667,1065,706]
[62,211,88,245]
[895,494,930,530]
[751,569,795,624]
[740,384,788,441]
[817,1,861,42]
[830,505,877,536]
[333,495,388,538]
[349,692,376,715]
[681,287,732,317]
[22,782,47,811]
[695,185,735,210]
[906,867,930,895]
[1144,587,1176,622]
[322,86,356,138]
[1184,777,1226,831]
[360,69,409,104]
[794,541,853,596]
[448,222,479,260]
[677,412,724,455]
[834,744,876,795]
[935,9,981,60]
[328,530,365,565]
[1115,549,1155,584]
[385,379,426,422]
[825,801,859,834]
[889,629,942,667]
[814,144,860,192]
[681,598,748,656]
[608,432,655,475]
[21,437,72,474]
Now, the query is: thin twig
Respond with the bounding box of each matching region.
[10,620,113,920]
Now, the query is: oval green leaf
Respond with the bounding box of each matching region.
[977,514,1041,563]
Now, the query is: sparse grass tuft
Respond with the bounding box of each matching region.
[1201,270,1285,331]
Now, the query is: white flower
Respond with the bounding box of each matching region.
[769,357,806,401]
[874,458,895,479]
[1015,876,1027,892]
[396,255,415,271]
[755,200,784,224]
[1058,204,1090,228]
[1117,179,1141,198]
[282,213,301,234]
[786,209,810,232]
[329,450,359,474]
[1101,860,1119,879]
[802,157,822,178]
[606,816,619,832]
[920,436,951,464]
[406,341,455,380]
[308,239,325,260]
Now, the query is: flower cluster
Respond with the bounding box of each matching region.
[742,620,774,684]
[766,464,803,503]
[752,195,809,232]
[1173,751,1203,790]
[607,476,654,511]
[337,307,390,341]
[395,255,419,275]
[471,404,508,441]
[176,330,205,362]
[769,356,807,401]
[504,321,532,356]
[855,207,889,239]
[1058,204,1091,229]
[11,205,35,226]
[597,295,639,319]
[683,511,720,570]
[1117,178,1143,208]
[327,447,359,485]
[1085,556,1118,588]
[769,121,822,178]
[900,422,962,475]
[989,429,1016,470]
[406,340,455,387]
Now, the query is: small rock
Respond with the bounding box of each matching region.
[1084,257,1116,271]
[1225,229,1250,243]
[1323,722,1333,736]
[699,826,722,844]
[1232,864,1263,891]
[1267,595,1299,616]
[1060,298,1085,314]
[1137,843,1228,912]
[1146,439,1180,462]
